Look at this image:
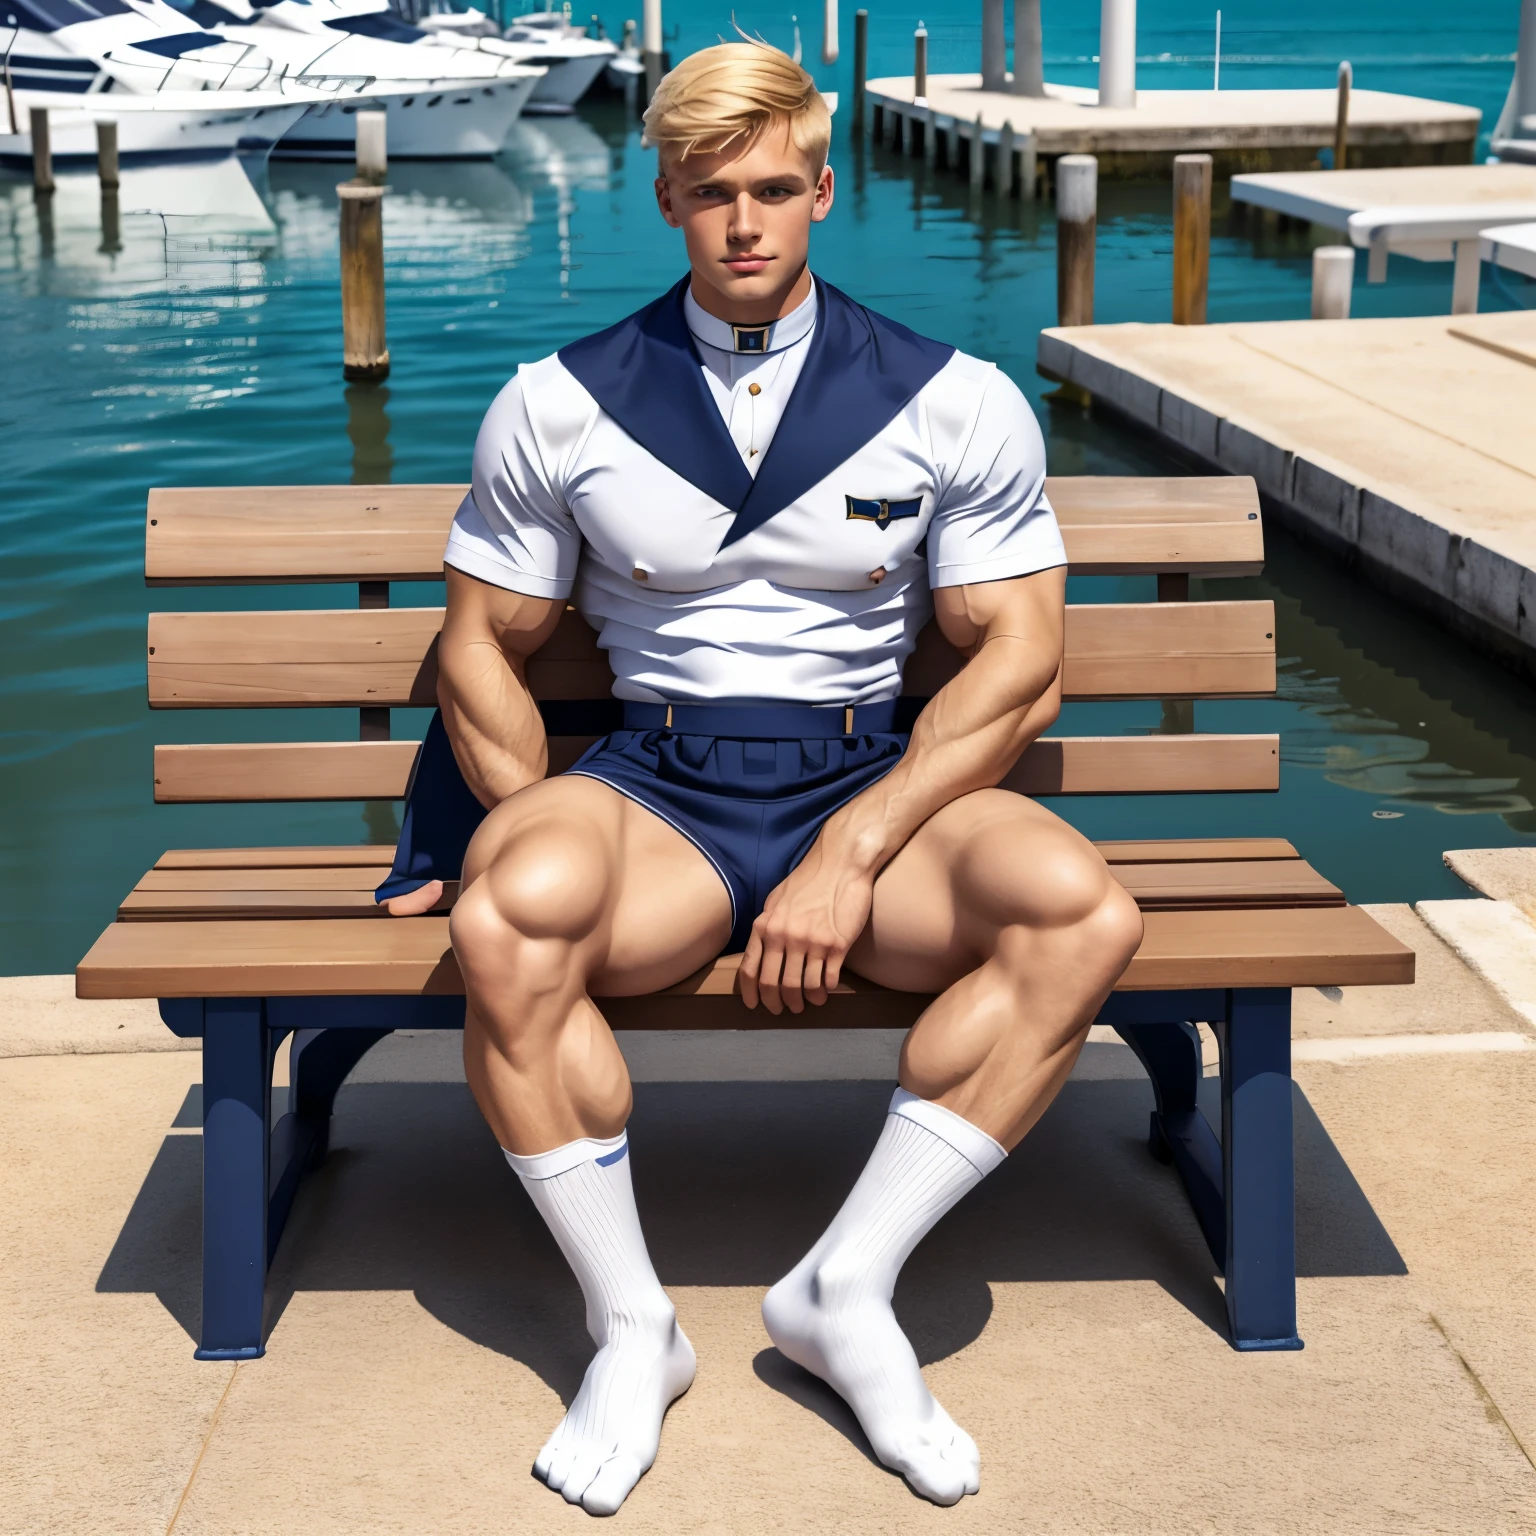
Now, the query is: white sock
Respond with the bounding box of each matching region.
[506,1131,695,1516]
[761,1089,1005,1506]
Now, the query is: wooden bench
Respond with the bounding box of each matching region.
[77,475,1415,1361]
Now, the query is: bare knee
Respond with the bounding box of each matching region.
[990,841,1143,980]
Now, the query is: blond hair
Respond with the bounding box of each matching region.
[643,41,831,170]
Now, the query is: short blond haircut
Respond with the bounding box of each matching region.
[643,42,831,171]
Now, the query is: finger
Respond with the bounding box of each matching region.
[780,943,806,1015]
[385,879,444,917]
[758,942,785,1017]
[824,947,845,995]
[803,951,827,1006]
[739,929,763,1008]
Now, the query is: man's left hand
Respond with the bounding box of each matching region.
[739,837,875,1014]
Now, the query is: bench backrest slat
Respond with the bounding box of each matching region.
[144,476,1265,584]
[146,600,1277,709]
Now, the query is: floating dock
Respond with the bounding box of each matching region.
[1037,312,1536,674]
[865,77,1480,180]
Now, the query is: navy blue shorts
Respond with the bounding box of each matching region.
[376,701,917,955]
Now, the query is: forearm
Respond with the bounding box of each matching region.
[437,634,549,810]
[821,636,1059,876]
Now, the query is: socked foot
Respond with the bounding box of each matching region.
[534,1310,696,1516]
[762,1256,980,1506]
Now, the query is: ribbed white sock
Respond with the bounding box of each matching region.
[761,1089,1006,1506]
[506,1131,695,1516]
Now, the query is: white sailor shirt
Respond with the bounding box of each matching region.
[443,276,1067,706]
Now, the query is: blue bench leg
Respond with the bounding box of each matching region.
[1216,988,1303,1352]
[196,998,271,1361]
[1113,1017,1226,1268]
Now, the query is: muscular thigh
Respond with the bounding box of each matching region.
[846,788,1121,992]
[459,774,732,993]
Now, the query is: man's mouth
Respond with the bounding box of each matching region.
[723,254,771,273]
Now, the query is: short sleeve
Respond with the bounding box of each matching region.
[926,368,1067,590]
[443,369,582,599]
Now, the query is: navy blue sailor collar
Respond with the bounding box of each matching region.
[557,274,956,549]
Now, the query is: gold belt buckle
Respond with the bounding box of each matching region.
[844,705,854,734]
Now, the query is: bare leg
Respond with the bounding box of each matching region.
[763,790,1142,1503]
[451,775,732,1515]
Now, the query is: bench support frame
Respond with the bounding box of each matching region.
[163,987,1301,1361]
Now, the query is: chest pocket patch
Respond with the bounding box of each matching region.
[845,495,921,530]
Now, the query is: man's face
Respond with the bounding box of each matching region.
[654,120,833,318]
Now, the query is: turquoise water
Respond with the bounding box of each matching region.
[2,0,1533,974]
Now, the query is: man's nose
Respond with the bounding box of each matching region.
[728,193,762,243]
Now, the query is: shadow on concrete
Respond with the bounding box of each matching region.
[97,1076,1406,1403]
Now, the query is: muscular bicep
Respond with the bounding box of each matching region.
[935,567,1064,665]
[440,564,564,671]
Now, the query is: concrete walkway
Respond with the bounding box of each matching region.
[4,921,1535,1532]
[1038,312,1536,676]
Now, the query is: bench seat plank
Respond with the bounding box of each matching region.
[118,854,1342,921]
[152,732,1282,803]
[76,904,1414,1001]
[144,476,1264,585]
[147,602,1278,709]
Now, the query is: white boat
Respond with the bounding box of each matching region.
[185,0,544,155]
[332,0,615,110]
[0,87,311,165]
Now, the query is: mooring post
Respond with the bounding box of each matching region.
[30,107,53,197]
[1098,0,1136,109]
[95,119,119,190]
[1311,246,1354,319]
[822,0,838,64]
[1172,152,1212,325]
[924,105,938,167]
[997,120,1014,196]
[971,112,985,188]
[1013,0,1044,95]
[1334,61,1351,170]
[355,110,387,184]
[913,21,928,101]
[338,181,389,383]
[1056,154,1097,326]
[852,9,867,134]
[1020,128,1037,200]
[643,0,664,98]
[981,0,1006,92]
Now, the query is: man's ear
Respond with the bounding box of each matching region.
[810,164,835,224]
[655,173,683,229]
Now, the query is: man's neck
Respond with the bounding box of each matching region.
[687,265,813,327]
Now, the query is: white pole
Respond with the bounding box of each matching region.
[822,0,837,65]
[1213,9,1221,91]
[642,0,661,57]
[1311,246,1353,319]
[1012,0,1044,96]
[982,0,1006,92]
[1517,0,1536,129]
[1098,0,1136,110]
[355,110,387,183]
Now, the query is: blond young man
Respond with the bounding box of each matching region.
[378,42,1142,1516]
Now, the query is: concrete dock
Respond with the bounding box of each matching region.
[5,890,1536,1530]
[1038,311,1536,675]
[866,77,1480,179]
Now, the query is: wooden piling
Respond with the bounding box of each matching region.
[30,107,53,197]
[355,110,387,183]
[1013,0,1044,96]
[924,105,938,167]
[1056,154,1096,327]
[1334,61,1352,170]
[95,120,118,190]
[997,120,1014,197]
[970,113,985,189]
[338,182,389,383]
[1311,245,1354,319]
[851,10,867,135]
[1020,129,1037,200]
[913,22,928,101]
[1172,152,1212,325]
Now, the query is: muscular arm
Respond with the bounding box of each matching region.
[437,565,566,809]
[739,565,1066,1011]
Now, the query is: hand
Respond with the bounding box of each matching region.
[384,879,445,917]
[738,838,875,1015]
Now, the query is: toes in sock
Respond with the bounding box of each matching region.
[507,1131,695,1515]
[762,1089,1005,1505]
